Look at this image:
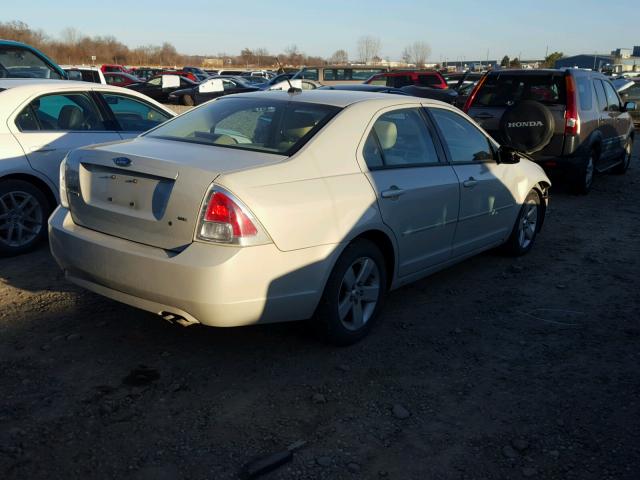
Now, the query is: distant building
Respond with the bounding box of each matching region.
[634,46,640,57]
[612,48,632,59]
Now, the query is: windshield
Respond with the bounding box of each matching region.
[147,97,340,155]
[0,45,63,79]
[475,73,566,107]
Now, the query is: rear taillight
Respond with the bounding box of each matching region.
[564,74,580,136]
[196,185,270,246]
[463,74,488,113]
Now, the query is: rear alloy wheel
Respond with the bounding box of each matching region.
[612,138,633,174]
[573,152,595,195]
[314,239,387,345]
[0,180,50,257]
[503,189,543,256]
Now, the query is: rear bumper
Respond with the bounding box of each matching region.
[49,207,338,327]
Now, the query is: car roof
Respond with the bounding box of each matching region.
[229,89,446,108]
[0,78,175,115]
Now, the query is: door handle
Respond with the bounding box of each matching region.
[381,186,406,199]
[463,178,478,188]
[473,113,494,119]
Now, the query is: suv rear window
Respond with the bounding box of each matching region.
[475,73,566,107]
[147,97,340,155]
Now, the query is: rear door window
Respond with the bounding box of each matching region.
[15,93,107,131]
[574,75,593,111]
[389,75,412,88]
[475,74,566,107]
[593,80,608,112]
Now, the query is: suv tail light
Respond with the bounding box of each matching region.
[463,74,488,112]
[564,74,580,136]
[196,185,271,246]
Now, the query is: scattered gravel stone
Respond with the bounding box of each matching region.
[347,462,361,473]
[512,438,529,452]
[522,466,537,477]
[316,456,332,467]
[66,333,82,341]
[502,445,518,459]
[312,393,327,404]
[392,404,410,419]
[40,344,52,351]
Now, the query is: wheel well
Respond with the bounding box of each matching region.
[1,173,57,213]
[534,182,550,229]
[353,230,395,289]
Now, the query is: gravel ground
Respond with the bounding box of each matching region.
[1,144,639,479]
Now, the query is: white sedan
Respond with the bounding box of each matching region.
[50,90,550,344]
[0,79,175,256]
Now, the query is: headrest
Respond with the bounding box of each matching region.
[373,120,397,150]
[58,105,85,130]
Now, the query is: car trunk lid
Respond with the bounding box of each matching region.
[65,137,282,250]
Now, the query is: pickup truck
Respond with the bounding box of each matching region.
[0,39,80,80]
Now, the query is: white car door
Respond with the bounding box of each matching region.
[428,107,518,257]
[11,92,121,190]
[361,107,460,277]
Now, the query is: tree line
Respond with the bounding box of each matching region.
[1,22,436,69]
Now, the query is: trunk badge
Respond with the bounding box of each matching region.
[113,157,132,167]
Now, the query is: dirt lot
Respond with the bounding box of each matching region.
[1,145,639,480]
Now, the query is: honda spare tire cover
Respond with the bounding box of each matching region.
[499,100,555,154]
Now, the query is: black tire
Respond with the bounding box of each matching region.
[499,100,555,154]
[182,94,195,106]
[503,189,543,256]
[612,137,633,174]
[571,149,596,195]
[313,239,387,346]
[0,179,51,257]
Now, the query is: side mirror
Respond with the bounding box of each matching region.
[198,78,224,93]
[161,75,180,89]
[67,70,83,81]
[624,101,637,112]
[497,145,521,164]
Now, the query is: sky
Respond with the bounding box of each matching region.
[4,0,639,61]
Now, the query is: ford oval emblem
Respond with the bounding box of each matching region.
[113,157,132,167]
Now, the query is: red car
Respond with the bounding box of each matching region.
[365,70,448,89]
[104,72,144,87]
[100,64,130,74]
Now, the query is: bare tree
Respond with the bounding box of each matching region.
[401,47,412,65]
[60,27,80,46]
[254,48,269,67]
[404,41,431,68]
[330,49,349,64]
[357,36,381,64]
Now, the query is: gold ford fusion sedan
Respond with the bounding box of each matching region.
[49,90,550,344]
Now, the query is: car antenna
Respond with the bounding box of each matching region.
[274,55,301,94]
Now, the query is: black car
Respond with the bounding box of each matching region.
[168,76,260,106]
[125,75,198,103]
[318,84,409,95]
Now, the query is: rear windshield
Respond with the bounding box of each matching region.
[475,73,566,107]
[0,46,63,79]
[147,97,340,155]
